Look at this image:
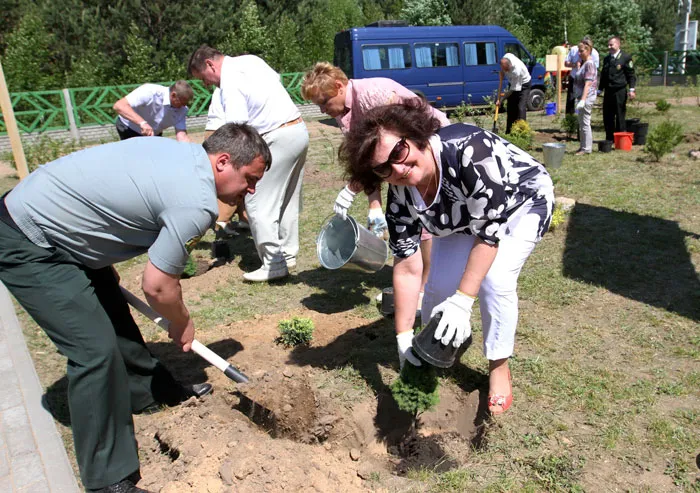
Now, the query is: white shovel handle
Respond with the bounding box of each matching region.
[120,287,249,383]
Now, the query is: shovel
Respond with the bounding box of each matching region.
[120,286,249,384]
[492,73,504,134]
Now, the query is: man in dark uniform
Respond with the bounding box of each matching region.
[0,124,270,492]
[599,36,636,141]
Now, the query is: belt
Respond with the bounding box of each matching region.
[262,116,304,137]
[277,116,303,131]
[0,194,21,233]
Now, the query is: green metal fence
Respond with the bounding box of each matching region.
[0,90,71,134]
[0,74,306,136]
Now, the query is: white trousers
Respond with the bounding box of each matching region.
[245,122,309,267]
[578,103,593,152]
[420,213,544,360]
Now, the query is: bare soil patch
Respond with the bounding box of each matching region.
[133,311,485,492]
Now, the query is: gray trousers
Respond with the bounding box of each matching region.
[578,103,593,152]
[0,220,186,489]
[246,122,309,268]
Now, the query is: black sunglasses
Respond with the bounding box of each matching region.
[371,137,409,178]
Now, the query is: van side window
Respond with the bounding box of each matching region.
[361,44,412,70]
[464,42,498,66]
[414,42,460,68]
[504,43,532,65]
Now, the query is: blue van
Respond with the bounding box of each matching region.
[334,24,548,111]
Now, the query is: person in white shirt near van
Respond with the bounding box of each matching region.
[113,81,193,142]
[496,53,531,134]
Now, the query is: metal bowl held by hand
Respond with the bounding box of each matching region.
[412,312,472,368]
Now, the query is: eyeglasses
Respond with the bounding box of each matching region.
[371,137,409,178]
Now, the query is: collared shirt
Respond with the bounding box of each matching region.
[5,139,217,275]
[503,53,531,91]
[218,55,300,135]
[118,84,188,135]
[205,88,225,132]
[336,78,451,133]
[566,46,600,78]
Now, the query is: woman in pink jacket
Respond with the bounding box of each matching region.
[302,62,450,305]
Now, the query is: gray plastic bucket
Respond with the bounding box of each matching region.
[317,215,388,273]
[542,143,566,169]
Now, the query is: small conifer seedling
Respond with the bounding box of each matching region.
[276,317,314,347]
[390,356,440,416]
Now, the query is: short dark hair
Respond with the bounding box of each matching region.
[169,80,194,105]
[203,123,272,171]
[339,98,442,194]
[608,35,621,44]
[188,45,223,76]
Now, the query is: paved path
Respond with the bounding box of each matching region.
[0,283,80,492]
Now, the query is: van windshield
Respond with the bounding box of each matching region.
[504,42,533,65]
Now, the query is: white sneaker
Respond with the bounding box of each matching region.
[243,264,289,282]
[285,259,297,269]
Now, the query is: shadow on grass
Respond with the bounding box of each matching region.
[563,203,700,322]
[41,338,244,427]
[294,265,393,313]
[286,318,490,452]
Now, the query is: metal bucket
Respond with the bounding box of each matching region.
[542,143,566,169]
[316,215,388,273]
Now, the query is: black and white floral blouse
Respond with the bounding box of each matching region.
[386,123,555,258]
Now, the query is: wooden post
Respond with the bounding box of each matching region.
[0,60,29,179]
[556,54,562,115]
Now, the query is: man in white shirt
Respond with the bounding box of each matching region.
[113,81,193,142]
[565,36,600,114]
[497,53,531,133]
[205,88,249,239]
[188,45,309,282]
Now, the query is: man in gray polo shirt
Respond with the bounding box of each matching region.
[0,123,270,493]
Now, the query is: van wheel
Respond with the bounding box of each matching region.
[527,88,545,111]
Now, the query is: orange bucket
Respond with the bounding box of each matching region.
[613,132,634,151]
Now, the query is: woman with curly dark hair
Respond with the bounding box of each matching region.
[340,99,554,415]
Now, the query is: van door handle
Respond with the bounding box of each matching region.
[491,70,500,73]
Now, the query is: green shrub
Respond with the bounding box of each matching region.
[655,99,672,113]
[452,100,485,129]
[277,316,314,347]
[561,114,579,138]
[181,254,198,279]
[644,121,684,161]
[506,119,535,150]
[390,357,440,415]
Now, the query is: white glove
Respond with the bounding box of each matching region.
[431,292,475,348]
[396,331,422,368]
[367,209,388,238]
[576,99,585,111]
[333,185,357,220]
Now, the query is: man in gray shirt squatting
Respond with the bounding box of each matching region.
[0,123,271,493]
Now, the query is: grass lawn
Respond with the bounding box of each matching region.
[2,90,699,491]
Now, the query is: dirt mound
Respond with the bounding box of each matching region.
[131,311,488,492]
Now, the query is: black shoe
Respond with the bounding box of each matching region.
[91,478,153,492]
[183,382,213,399]
[135,383,212,415]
